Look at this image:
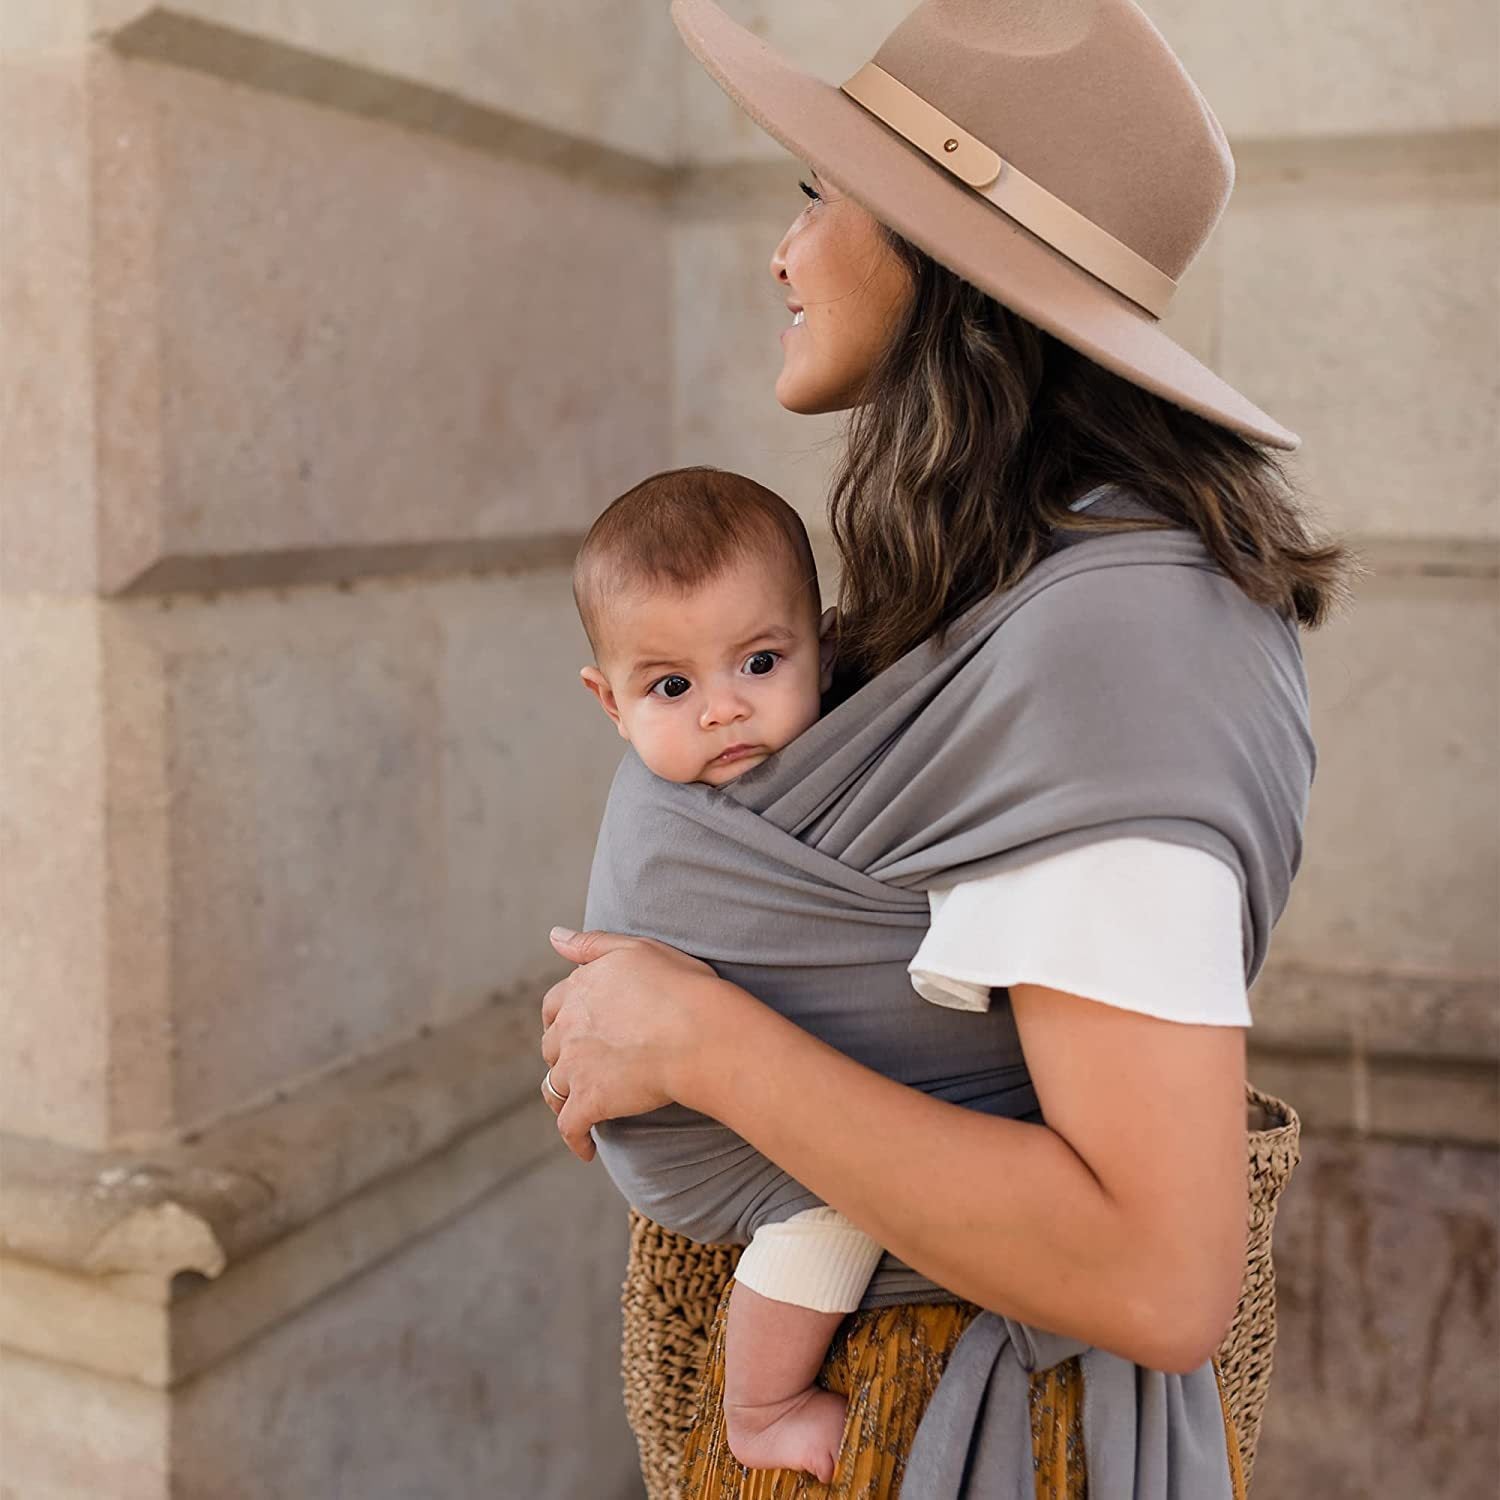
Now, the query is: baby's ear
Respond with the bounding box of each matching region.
[579,666,629,739]
[817,608,838,693]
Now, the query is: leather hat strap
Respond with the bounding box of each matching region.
[840,62,1177,319]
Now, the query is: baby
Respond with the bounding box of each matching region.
[572,465,875,1482]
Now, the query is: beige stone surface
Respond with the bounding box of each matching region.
[96,0,680,164]
[1,993,546,1283]
[91,56,670,593]
[1,1256,172,1386]
[437,571,634,1021]
[116,585,445,1130]
[1252,1133,1500,1498]
[1146,0,1500,142]
[1219,139,1499,540]
[90,569,619,1134]
[0,598,110,1146]
[672,183,859,531]
[1,1153,641,1500]
[1273,579,1499,978]
[675,1,1500,164]
[0,50,97,594]
[1253,963,1500,1063]
[170,1154,639,1500]
[0,0,89,56]
[0,1347,168,1500]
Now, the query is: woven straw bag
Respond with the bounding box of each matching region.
[619,1084,1300,1498]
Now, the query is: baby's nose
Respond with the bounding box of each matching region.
[700,687,751,728]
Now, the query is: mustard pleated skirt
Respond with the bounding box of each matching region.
[680,1282,1247,1500]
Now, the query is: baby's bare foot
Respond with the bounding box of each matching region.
[724,1386,846,1484]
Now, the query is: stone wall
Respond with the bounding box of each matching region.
[2,2,672,1495]
[2,2,1496,1497]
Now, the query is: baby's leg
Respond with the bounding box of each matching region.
[722,1281,848,1483]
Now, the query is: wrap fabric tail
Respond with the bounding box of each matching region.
[903,1318,1242,1499]
[586,498,1314,1499]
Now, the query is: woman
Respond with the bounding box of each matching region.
[541,1,1349,1494]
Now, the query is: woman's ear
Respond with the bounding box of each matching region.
[817,607,838,693]
[579,666,629,740]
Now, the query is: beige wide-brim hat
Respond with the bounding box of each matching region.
[672,0,1299,450]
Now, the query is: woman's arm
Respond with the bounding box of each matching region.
[541,931,1247,1374]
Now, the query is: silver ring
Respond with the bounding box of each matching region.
[543,1069,569,1104]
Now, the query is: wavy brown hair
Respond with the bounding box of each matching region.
[826,233,1355,693]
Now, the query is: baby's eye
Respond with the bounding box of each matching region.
[649,674,692,700]
[743,651,781,676]
[798,178,820,203]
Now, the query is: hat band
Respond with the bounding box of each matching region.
[839,62,1177,320]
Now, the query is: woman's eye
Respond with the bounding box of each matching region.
[743,651,780,677]
[650,675,692,700]
[798,178,820,203]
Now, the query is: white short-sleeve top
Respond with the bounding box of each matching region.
[908,836,1251,1026]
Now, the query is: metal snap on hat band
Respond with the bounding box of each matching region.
[839,62,1178,320]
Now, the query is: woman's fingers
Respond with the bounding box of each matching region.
[539,1075,564,1116]
[556,1092,598,1162]
[548,926,638,965]
[541,975,570,1030]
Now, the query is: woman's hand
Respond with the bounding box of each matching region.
[539,926,731,1161]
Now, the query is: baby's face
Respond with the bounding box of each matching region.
[581,554,833,787]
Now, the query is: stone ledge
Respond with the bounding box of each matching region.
[1252,962,1500,1062]
[112,530,589,598]
[0,987,573,1387]
[0,987,555,1281]
[1249,963,1499,1147]
[104,7,671,197]
[1232,126,1500,190]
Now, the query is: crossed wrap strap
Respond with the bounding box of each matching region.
[584,502,1312,1498]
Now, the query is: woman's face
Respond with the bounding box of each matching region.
[770,169,915,414]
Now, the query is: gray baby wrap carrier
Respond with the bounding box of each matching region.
[584,502,1314,1499]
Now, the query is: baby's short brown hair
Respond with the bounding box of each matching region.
[573,466,819,662]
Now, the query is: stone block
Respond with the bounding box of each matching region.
[1274,581,1499,977]
[1144,0,1500,142]
[101,584,445,1134]
[91,56,670,593]
[0,598,111,1146]
[1252,1133,1500,1498]
[94,567,628,1137]
[672,191,858,530]
[0,51,97,594]
[170,1154,640,1500]
[96,0,681,164]
[0,1348,168,1500]
[1365,1055,1500,1147]
[0,0,89,56]
[437,569,640,1022]
[1219,141,1498,540]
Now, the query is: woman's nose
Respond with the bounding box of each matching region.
[770,227,793,288]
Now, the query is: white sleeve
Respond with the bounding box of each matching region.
[908,837,1251,1027]
[732,1207,885,1314]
